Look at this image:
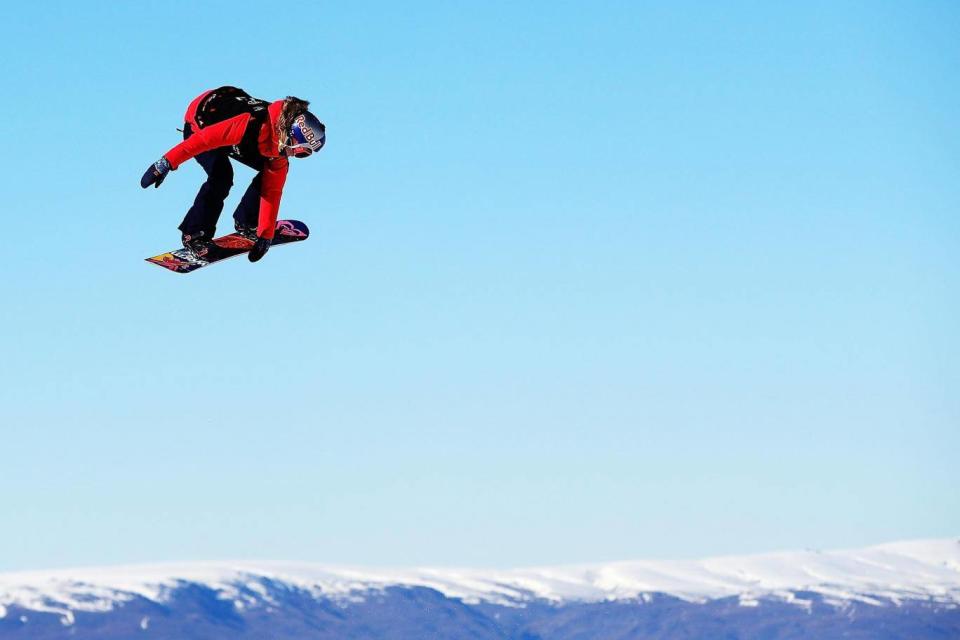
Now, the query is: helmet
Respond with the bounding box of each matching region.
[288,112,326,158]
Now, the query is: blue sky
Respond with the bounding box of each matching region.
[0,1,957,571]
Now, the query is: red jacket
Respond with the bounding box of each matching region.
[164,90,289,240]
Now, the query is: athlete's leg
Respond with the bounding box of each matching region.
[233,172,263,230]
[178,126,234,238]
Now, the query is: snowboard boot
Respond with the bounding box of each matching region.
[234,219,258,242]
[181,230,218,260]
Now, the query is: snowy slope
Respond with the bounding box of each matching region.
[1,538,958,623]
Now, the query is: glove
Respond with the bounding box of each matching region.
[248,235,272,262]
[140,156,171,189]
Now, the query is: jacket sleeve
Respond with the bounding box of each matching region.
[164,114,251,169]
[257,157,289,240]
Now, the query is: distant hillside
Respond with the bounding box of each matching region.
[1,538,958,639]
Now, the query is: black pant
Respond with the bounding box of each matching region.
[178,126,261,237]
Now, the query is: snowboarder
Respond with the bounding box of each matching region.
[140,86,326,262]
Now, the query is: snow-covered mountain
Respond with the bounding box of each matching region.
[1,538,958,639]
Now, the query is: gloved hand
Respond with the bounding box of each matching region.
[140,156,171,189]
[248,235,272,262]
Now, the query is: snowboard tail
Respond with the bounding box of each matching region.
[146,220,309,274]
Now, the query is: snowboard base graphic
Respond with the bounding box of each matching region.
[145,220,309,274]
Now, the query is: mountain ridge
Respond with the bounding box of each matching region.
[1,538,959,640]
[2,537,958,616]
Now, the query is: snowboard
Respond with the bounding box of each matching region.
[145,220,310,274]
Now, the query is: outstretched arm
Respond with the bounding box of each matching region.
[256,157,289,240]
[247,157,289,262]
[164,114,251,168]
[141,114,253,189]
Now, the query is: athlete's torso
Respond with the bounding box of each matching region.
[191,86,271,169]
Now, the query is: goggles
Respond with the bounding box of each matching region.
[285,142,317,158]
